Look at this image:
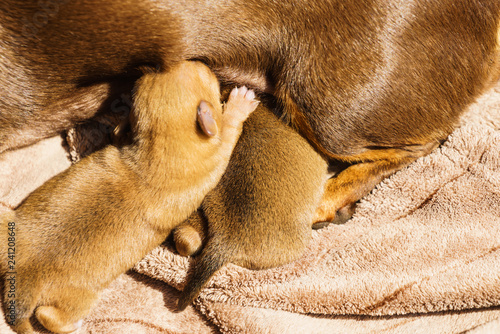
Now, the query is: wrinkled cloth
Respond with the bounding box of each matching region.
[1,82,499,333]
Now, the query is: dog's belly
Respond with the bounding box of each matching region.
[278,0,500,160]
[1,0,499,157]
[211,67,274,94]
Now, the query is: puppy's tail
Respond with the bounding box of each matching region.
[177,240,230,311]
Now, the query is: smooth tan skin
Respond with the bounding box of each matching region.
[0,61,258,334]
[0,1,499,223]
[173,105,328,310]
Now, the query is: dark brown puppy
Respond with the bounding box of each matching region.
[0,1,499,227]
[0,61,258,334]
[173,104,328,310]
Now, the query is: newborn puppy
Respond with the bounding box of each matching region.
[172,104,328,310]
[0,61,258,334]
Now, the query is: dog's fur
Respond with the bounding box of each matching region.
[1,0,499,223]
[172,105,328,310]
[0,61,258,333]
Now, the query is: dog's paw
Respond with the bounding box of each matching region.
[223,86,259,128]
[173,225,203,257]
[35,306,84,334]
[313,202,355,229]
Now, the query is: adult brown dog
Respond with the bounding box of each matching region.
[0,1,499,226]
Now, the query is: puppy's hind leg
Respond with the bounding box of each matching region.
[173,210,207,257]
[34,289,97,334]
[35,307,83,334]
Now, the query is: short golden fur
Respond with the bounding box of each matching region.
[173,105,328,310]
[0,61,258,333]
[1,2,500,324]
[1,0,499,223]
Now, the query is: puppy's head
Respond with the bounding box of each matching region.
[131,61,223,148]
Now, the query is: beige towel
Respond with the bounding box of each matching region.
[134,81,500,332]
[1,82,499,333]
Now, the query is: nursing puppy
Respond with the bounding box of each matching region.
[172,105,328,310]
[0,1,499,227]
[0,61,258,334]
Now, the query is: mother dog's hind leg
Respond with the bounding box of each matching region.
[313,141,439,225]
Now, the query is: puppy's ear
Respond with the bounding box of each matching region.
[197,100,218,137]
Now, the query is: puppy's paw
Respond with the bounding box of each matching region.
[35,306,83,334]
[223,86,259,128]
[173,225,203,257]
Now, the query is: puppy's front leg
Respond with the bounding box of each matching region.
[220,86,260,149]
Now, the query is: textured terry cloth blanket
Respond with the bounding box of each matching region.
[0,82,498,333]
[134,81,500,333]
